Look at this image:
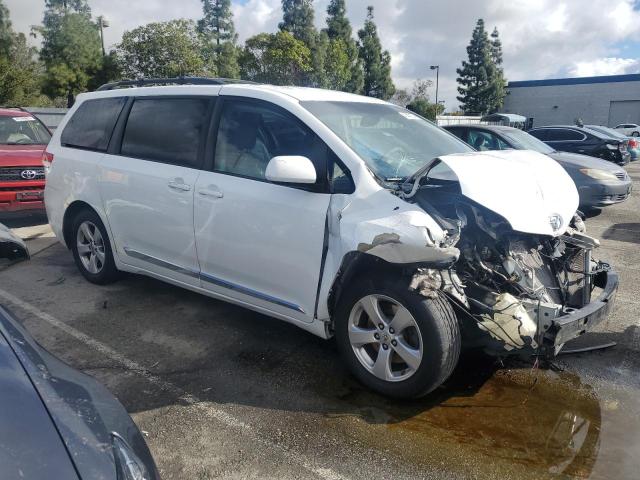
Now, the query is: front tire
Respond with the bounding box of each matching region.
[632,131,639,137]
[71,209,120,285]
[335,274,461,398]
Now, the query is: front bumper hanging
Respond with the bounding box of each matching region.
[544,267,618,353]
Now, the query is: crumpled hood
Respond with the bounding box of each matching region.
[436,150,579,236]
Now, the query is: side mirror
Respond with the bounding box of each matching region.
[0,223,29,264]
[265,156,317,184]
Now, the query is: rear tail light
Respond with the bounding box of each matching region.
[629,138,638,149]
[42,150,54,175]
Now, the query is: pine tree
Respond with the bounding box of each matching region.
[456,19,505,114]
[0,0,13,56]
[357,6,394,100]
[198,0,239,78]
[279,0,316,49]
[324,0,363,93]
[489,27,506,111]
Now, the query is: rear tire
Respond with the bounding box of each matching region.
[335,274,461,398]
[632,131,639,137]
[70,209,120,285]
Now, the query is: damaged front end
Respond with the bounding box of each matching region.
[394,151,619,357]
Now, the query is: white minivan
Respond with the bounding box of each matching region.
[44,78,618,398]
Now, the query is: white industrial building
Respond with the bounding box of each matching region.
[502,73,640,128]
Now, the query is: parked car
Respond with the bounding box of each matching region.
[44,78,618,398]
[0,108,50,213]
[586,124,639,161]
[614,123,640,137]
[527,125,630,165]
[444,124,632,209]
[0,224,159,480]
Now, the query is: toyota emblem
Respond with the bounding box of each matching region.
[20,169,38,180]
[549,214,563,232]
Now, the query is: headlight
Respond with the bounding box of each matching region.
[605,143,618,151]
[112,433,151,480]
[579,168,619,181]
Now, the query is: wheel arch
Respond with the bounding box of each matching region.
[62,201,112,251]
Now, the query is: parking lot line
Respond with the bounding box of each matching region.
[0,286,351,480]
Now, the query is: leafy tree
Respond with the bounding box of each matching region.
[116,20,212,79]
[324,0,363,93]
[456,19,505,114]
[391,79,443,121]
[198,0,239,78]
[357,6,394,100]
[35,0,102,106]
[239,31,311,85]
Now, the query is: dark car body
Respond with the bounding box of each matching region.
[0,109,50,213]
[0,226,159,480]
[527,125,630,165]
[443,124,632,209]
[586,124,639,161]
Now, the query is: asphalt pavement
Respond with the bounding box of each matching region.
[1,164,639,479]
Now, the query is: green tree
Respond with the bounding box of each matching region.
[198,0,239,78]
[489,27,506,111]
[116,20,212,79]
[239,31,311,85]
[279,0,316,48]
[456,19,505,114]
[357,6,394,100]
[36,0,102,106]
[324,0,363,93]
[0,0,13,56]
[0,0,49,106]
[391,79,443,121]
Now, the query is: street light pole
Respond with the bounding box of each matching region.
[430,65,439,109]
[97,16,109,56]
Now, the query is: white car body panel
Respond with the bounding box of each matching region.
[98,154,202,287]
[615,124,639,136]
[436,149,579,236]
[45,83,583,341]
[194,171,330,322]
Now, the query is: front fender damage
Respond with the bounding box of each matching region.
[353,211,459,266]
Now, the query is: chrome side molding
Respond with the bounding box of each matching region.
[123,248,305,314]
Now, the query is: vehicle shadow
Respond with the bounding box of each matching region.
[0,212,48,229]
[79,273,602,479]
[600,223,640,244]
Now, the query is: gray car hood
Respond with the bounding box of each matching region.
[548,150,626,172]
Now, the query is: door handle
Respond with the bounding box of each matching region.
[168,179,192,191]
[198,187,224,198]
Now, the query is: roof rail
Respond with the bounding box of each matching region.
[96,76,256,91]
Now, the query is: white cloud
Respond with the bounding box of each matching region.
[4,0,640,110]
[570,57,640,76]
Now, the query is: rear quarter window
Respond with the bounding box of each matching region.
[61,97,126,151]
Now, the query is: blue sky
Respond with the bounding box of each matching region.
[5,0,640,110]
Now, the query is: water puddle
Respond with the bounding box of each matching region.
[333,356,601,479]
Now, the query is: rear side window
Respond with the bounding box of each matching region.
[61,97,126,151]
[528,129,549,141]
[121,98,210,167]
[546,129,584,141]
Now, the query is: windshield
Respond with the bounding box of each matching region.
[500,128,555,154]
[301,101,472,181]
[0,115,51,145]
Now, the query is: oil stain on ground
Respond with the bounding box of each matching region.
[328,355,601,479]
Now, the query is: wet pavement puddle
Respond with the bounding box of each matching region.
[331,356,602,479]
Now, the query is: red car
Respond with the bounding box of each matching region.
[0,108,51,213]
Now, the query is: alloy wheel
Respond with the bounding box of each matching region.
[348,294,423,382]
[76,220,106,274]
